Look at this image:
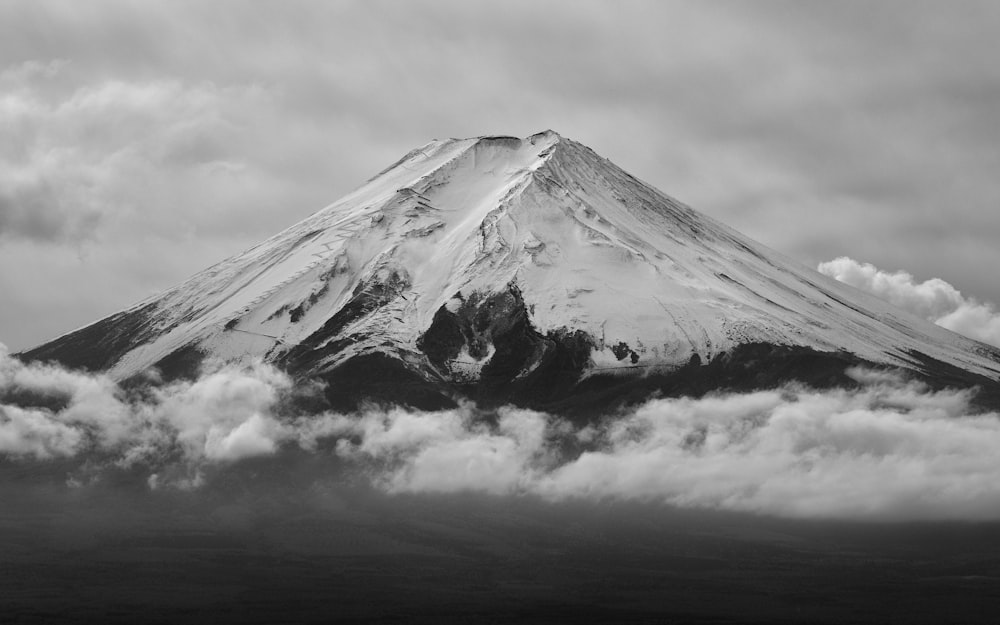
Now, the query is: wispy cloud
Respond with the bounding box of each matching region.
[0,60,276,243]
[819,256,1000,348]
[4,344,1000,521]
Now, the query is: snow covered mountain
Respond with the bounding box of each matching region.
[21,131,1000,412]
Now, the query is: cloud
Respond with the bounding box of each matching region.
[328,406,555,495]
[0,61,273,243]
[323,371,1000,521]
[819,256,1000,348]
[0,342,291,465]
[147,359,290,462]
[532,374,995,520]
[0,404,82,459]
[6,342,1000,520]
[203,413,280,462]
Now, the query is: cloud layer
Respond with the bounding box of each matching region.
[327,373,1000,521]
[0,342,289,467]
[819,256,1000,348]
[4,344,1000,521]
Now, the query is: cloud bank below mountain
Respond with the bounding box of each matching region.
[4,343,1000,521]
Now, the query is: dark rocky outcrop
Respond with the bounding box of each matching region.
[19,303,161,373]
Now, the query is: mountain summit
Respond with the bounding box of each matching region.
[22,131,1000,412]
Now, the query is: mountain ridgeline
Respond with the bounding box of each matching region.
[21,131,1000,415]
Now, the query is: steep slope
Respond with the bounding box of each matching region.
[21,131,1000,412]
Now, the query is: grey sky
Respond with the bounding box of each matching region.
[2,1,999,351]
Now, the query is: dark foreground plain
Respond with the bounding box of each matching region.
[2,456,999,625]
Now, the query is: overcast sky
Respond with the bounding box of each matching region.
[2,1,999,351]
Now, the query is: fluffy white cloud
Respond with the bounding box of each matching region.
[0,343,292,467]
[203,413,280,462]
[6,342,1000,520]
[532,373,997,520]
[148,360,290,462]
[327,371,1000,519]
[0,404,82,459]
[312,369,1000,521]
[819,256,1000,348]
[331,406,554,495]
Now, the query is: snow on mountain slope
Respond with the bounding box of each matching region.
[21,131,1000,405]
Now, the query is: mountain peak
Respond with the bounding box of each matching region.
[21,132,1000,414]
[462,129,562,142]
[528,128,562,141]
